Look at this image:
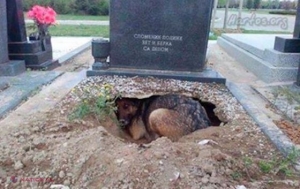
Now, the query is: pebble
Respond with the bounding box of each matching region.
[59,170,66,178]
[201,177,209,184]
[115,158,124,166]
[14,160,24,170]
[22,156,32,166]
[66,133,71,139]
[63,179,71,186]
[33,138,43,146]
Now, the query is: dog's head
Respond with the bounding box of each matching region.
[115,98,141,128]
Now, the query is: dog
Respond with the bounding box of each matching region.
[115,94,211,142]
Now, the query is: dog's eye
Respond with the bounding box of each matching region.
[123,104,129,109]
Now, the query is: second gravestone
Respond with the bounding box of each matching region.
[88,0,225,83]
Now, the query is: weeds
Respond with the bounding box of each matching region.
[258,161,273,173]
[272,86,300,123]
[69,83,119,123]
[258,147,300,177]
[231,171,242,180]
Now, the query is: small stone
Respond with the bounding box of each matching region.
[22,156,32,166]
[115,158,124,166]
[33,138,43,146]
[14,160,24,170]
[63,179,71,186]
[201,177,209,184]
[209,177,221,184]
[32,126,40,132]
[66,133,71,139]
[59,170,65,178]
[82,175,88,182]
[293,181,299,187]
[236,185,247,189]
[19,136,26,143]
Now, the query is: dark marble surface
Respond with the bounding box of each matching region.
[110,0,213,72]
[274,36,300,53]
[274,0,300,53]
[87,68,226,84]
[0,0,9,64]
[0,60,26,76]
[293,0,300,38]
[6,0,27,42]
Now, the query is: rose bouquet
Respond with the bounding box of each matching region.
[27,5,57,40]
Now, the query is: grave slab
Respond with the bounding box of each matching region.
[0,71,63,119]
[218,34,299,83]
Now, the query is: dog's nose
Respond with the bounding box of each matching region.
[119,119,128,127]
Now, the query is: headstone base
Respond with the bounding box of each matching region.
[87,67,226,84]
[0,60,26,76]
[26,59,60,71]
[8,37,58,70]
[274,36,300,53]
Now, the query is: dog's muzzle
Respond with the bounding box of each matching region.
[118,119,129,128]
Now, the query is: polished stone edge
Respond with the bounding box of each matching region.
[26,59,60,71]
[274,36,300,53]
[0,60,26,76]
[226,81,300,170]
[0,71,63,119]
[86,68,226,84]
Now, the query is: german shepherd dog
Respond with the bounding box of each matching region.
[115,94,211,142]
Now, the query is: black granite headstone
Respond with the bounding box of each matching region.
[87,0,225,83]
[6,0,59,70]
[274,0,300,53]
[109,0,213,72]
[0,0,25,76]
[7,0,27,42]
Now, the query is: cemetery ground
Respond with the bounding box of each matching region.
[0,42,300,189]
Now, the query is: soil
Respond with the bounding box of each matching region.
[0,49,299,189]
[274,119,300,145]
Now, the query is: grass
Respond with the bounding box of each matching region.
[50,25,109,37]
[209,28,292,40]
[57,14,109,21]
[219,8,281,15]
[27,24,109,37]
[242,29,292,35]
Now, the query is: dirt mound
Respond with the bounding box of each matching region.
[0,76,299,189]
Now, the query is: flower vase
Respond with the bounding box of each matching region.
[38,25,49,51]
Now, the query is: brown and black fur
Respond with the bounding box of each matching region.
[116,94,211,142]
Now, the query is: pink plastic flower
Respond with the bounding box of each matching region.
[27,5,57,26]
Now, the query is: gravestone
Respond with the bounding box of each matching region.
[0,0,25,76]
[7,0,27,42]
[274,0,300,53]
[7,0,59,70]
[87,0,225,83]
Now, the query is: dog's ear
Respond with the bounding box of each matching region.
[131,99,142,107]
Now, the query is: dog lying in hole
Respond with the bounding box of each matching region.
[115,94,211,142]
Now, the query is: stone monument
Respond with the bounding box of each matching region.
[7,0,59,70]
[274,0,300,53]
[88,0,225,83]
[0,0,25,76]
